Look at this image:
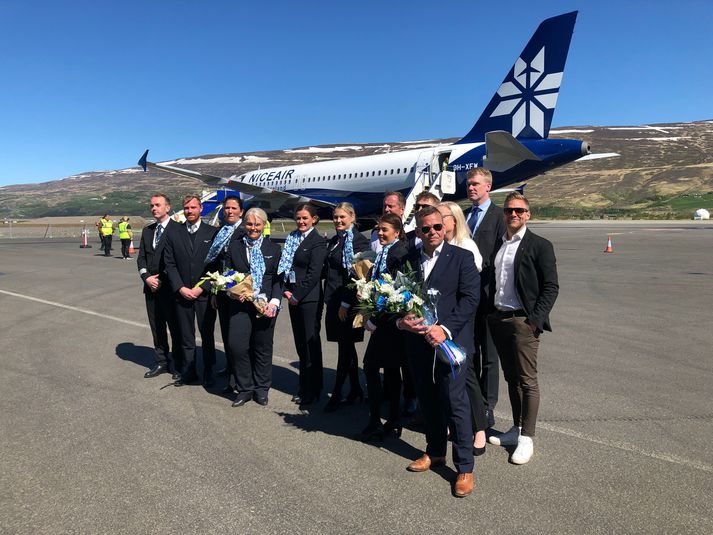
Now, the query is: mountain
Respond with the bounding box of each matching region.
[1,120,711,219]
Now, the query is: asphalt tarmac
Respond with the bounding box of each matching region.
[1,221,712,534]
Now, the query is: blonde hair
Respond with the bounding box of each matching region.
[438,201,470,245]
[334,202,356,219]
[466,167,492,184]
[244,207,268,224]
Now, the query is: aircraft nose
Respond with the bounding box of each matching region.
[581,141,591,156]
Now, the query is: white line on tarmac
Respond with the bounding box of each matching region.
[2,288,708,473]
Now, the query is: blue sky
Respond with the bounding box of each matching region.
[1,0,711,186]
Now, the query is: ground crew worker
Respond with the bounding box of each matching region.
[263,217,271,238]
[118,217,133,259]
[100,214,114,257]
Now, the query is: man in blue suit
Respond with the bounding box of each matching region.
[398,205,480,497]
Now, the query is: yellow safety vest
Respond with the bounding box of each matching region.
[118,222,131,239]
[100,218,114,236]
[263,219,271,237]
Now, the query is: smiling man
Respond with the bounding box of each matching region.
[398,205,480,497]
[486,192,559,465]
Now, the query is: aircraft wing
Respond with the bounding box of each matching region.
[137,150,336,213]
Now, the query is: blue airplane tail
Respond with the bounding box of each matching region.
[456,11,577,144]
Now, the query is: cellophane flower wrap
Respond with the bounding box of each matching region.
[420,288,468,373]
[194,270,267,316]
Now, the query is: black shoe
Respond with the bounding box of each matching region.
[345,389,364,405]
[323,396,342,413]
[298,393,320,407]
[174,370,199,386]
[356,422,385,442]
[221,384,237,395]
[473,445,486,457]
[232,395,251,407]
[171,372,180,381]
[291,393,302,403]
[253,392,268,406]
[203,369,215,388]
[144,364,167,378]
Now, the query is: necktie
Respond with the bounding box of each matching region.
[468,206,480,235]
[154,224,164,246]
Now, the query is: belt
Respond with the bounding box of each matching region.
[492,309,527,318]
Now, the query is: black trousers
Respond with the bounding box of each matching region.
[174,296,217,374]
[465,353,488,433]
[228,307,275,398]
[288,300,324,398]
[103,234,112,256]
[331,339,362,398]
[120,238,131,258]
[409,351,474,473]
[144,286,181,370]
[473,312,500,410]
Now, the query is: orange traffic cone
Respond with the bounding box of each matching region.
[604,236,613,253]
[129,240,135,254]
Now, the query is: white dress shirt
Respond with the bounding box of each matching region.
[494,225,527,311]
[450,237,483,272]
[420,241,444,281]
[187,220,201,234]
[153,218,170,249]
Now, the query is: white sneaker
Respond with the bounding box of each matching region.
[511,435,534,464]
[488,425,520,446]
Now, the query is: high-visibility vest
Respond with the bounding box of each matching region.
[263,219,271,237]
[100,218,114,236]
[118,222,131,239]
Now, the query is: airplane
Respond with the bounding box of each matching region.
[139,11,593,224]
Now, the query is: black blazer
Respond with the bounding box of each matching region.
[402,242,480,353]
[137,219,181,294]
[489,228,559,332]
[284,230,328,303]
[223,236,282,302]
[323,230,370,309]
[213,221,247,273]
[470,202,505,311]
[163,222,218,299]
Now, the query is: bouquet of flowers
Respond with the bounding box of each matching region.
[351,269,467,373]
[194,269,268,316]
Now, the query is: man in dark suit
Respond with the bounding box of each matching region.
[465,167,506,429]
[398,205,480,498]
[487,192,559,465]
[137,194,182,379]
[163,195,219,387]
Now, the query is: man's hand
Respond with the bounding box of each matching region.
[145,274,161,292]
[398,314,428,334]
[179,287,198,300]
[283,290,298,306]
[424,325,447,347]
[263,303,277,318]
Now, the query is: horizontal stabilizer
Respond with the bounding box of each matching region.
[483,131,541,172]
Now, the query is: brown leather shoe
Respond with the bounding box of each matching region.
[406,454,446,472]
[454,472,474,497]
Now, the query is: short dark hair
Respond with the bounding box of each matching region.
[223,195,243,210]
[383,191,406,208]
[378,212,406,241]
[151,193,171,206]
[415,191,439,205]
[415,205,442,226]
[294,203,319,221]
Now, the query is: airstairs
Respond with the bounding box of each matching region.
[402,150,456,227]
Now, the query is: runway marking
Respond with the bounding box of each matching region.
[0,288,294,365]
[534,419,713,474]
[3,288,708,472]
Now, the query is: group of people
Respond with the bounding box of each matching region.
[135,167,559,498]
[96,214,134,259]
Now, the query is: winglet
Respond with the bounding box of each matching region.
[138,150,149,172]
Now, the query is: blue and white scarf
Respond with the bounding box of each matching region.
[277,230,302,281]
[340,227,354,270]
[205,224,237,264]
[244,235,265,295]
[371,238,399,281]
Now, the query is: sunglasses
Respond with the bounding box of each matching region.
[504,207,529,215]
[415,203,430,210]
[419,223,443,234]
